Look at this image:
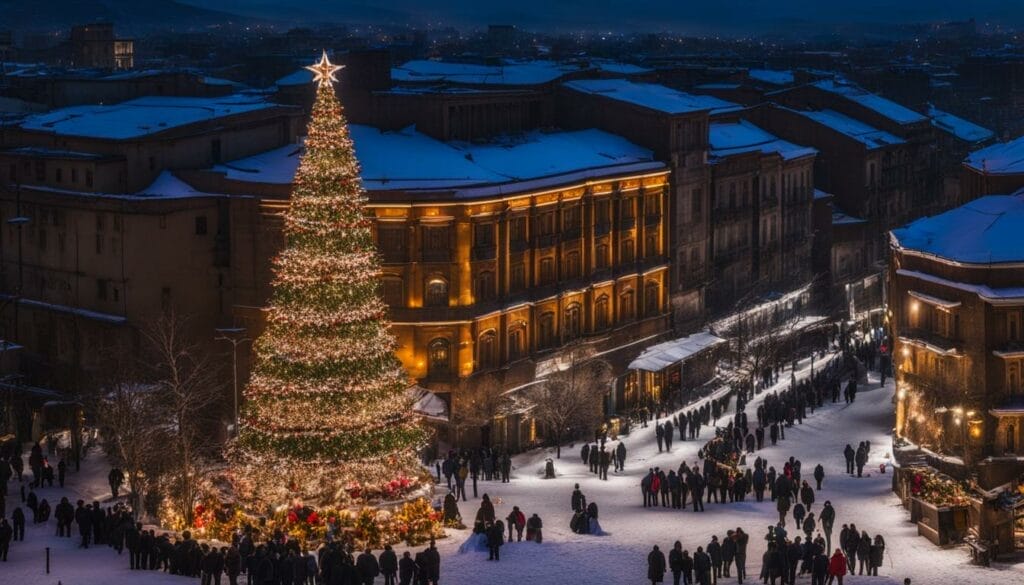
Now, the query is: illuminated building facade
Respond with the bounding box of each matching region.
[890,192,1024,487]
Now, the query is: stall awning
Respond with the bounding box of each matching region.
[408,385,449,422]
[629,331,727,372]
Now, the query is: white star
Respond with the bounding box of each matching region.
[305,50,344,87]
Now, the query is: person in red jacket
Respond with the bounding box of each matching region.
[827,549,847,585]
[506,506,526,542]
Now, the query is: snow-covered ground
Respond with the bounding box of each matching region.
[4,352,1023,584]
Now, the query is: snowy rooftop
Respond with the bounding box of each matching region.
[275,69,313,87]
[213,126,664,196]
[832,206,866,225]
[928,105,993,144]
[708,120,816,162]
[891,193,1024,264]
[18,94,277,140]
[964,136,1024,174]
[392,59,584,85]
[813,79,927,125]
[748,69,794,86]
[563,79,741,115]
[135,171,220,199]
[789,108,905,149]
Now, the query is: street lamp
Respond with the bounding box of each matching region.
[215,327,250,435]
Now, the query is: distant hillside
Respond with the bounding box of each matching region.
[0,0,247,33]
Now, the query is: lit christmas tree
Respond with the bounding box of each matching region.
[231,52,427,511]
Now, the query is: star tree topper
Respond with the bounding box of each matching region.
[306,50,344,87]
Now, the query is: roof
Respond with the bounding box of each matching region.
[18,95,277,140]
[748,69,794,86]
[275,68,313,87]
[709,120,816,162]
[891,193,1024,265]
[813,79,927,125]
[563,79,741,115]
[789,108,905,149]
[964,136,1024,175]
[135,171,220,199]
[214,126,665,197]
[629,331,727,372]
[1,147,110,160]
[594,61,653,75]
[928,105,993,144]
[897,268,1024,303]
[392,59,582,86]
[832,205,866,225]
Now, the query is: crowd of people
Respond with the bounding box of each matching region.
[436,447,513,503]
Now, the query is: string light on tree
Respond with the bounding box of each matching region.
[229,51,428,511]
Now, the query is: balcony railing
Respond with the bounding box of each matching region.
[899,328,964,355]
[471,246,496,261]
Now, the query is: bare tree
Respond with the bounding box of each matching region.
[143,312,223,526]
[450,373,511,446]
[96,381,167,518]
[526,351,613,458]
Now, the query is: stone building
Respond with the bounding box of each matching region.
[890,192,1024,485]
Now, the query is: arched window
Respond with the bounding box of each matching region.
[645,281,660,316]
[508,323,526,361]
[478,331,497,370]
[425,277,448,307]
[539,312,555,349]
[428,338,451,376]
[619,288,635,321]
[564,303,582,340]
[595,295,609,330]
[475,271,495,302]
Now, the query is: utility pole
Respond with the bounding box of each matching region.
[214,327,250,435]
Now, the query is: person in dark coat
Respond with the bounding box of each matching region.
[487,521,504,561]
[800,481,815,511]
[733,528,749,584]
[813,464,825,490]
[356,549,380,584]
[0,518,11,561]
[721,531,736,578]
[693,546,711,585]
[75,500,92,548]
[843,445,855,475]
[571,484,584,512]
[615,442,627,472]
[707,535,722,581]
[581,443,590,466]
[819,501,836,552]
[648,545,667,584]
[656,424,665,453]
[669,541,685,585]
[379,545,398,585]
[856,532,871,575]
[811,551,829,585]
[398,551,417,585]
[91,500,105,545]
[125,521,141,569]
[225,546,242,585]
[868,535,884,577]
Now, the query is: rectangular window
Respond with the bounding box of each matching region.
[510,263,526,292]
[96,279,108,300]
[195,216,208,235]
[539,258,555,284]
[422,226,450,261]
[377,226,406,262]
[473,223,494,248]
[96,213,105,231]
[691,188,702,220]
[85,170,94,188]
[563,205,581,231]
[536,212,556,236]
[595,200,610,225]
[71,168,77,183]
[38,229,47,250]
[95,233,103,254]
[509,216,527,244]
[55,168,63,183]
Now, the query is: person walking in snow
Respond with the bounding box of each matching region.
[819,501,836,552]
[843,445,855,475]
[656,423,665,453]
[648,545,667,584]
[615,441,627,472]
[813,464,825,490]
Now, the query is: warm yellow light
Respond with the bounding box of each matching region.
[954,418,962,426]
[910,300,919,312]
[898,388,906,400]
[902,347,910,357]
[966,411,976,417]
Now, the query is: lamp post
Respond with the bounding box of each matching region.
[214,327,249,435]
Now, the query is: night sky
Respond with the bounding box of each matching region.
[188,0,1024,32]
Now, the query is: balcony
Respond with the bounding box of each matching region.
[899,328,964,356]
[619,216,636,229]
[594,222,611,237]
[562,227,582,241]
[645,213,662,226]
[712,206,751,223]
[534,233,558,249]
[421,249,450,263]
[471,246,496,261]
[510,239,530,253]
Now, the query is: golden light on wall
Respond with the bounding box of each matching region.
[968,419,983,440]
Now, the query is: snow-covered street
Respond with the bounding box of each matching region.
[3,353,1023,584]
